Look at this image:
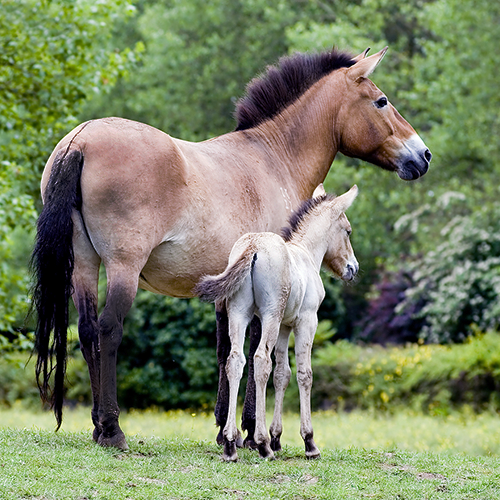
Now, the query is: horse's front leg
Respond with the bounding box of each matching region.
[96,269,138,450]
[269,325,292,452]
[294,316,320,459]
[241,315,261,449]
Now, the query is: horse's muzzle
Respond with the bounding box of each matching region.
[397,135,432,181]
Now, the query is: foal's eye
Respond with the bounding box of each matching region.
[346,228,352,237]
[375,96,388,108]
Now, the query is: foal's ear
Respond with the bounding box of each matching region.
[334,185,358,212]
[347,46,388,81]
[312,183,326,199]
[352,47,370,63]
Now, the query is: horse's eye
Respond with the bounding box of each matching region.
[346,228,352,237]
[375,97,388,108]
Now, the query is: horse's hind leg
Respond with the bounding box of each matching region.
[96,263,140,450]
[72,215,102,442]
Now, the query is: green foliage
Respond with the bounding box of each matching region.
[0,0,141,336]
[290,331,500,415]
[82,0,300,140]
[399,203,500,343]
[118,291,218,410]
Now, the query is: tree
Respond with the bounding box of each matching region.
[0,0,141,336]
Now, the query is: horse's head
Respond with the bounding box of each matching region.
[337,48,431,181]
[317,184,359,281]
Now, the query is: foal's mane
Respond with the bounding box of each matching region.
[281,193,336,242]
[235,49,356,131]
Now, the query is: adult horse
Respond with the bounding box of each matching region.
[32,46,431,450]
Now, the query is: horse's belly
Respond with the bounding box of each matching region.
[138,238,233,298]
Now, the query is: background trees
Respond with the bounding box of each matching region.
[1,0,499,408]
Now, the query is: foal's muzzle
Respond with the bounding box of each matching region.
[342,262,359,282]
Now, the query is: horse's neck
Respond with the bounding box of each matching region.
[242,77,344,199]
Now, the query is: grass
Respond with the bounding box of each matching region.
[2,404,500,455]
[1,406,500,499]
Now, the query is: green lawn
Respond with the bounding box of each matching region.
[1,406,500,499]
[2,404,499,455]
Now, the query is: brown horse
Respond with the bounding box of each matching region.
[31,46,431,450]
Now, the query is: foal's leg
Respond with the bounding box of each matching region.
[96,264,139,450]
[253,315,281,460]
[294,316,320,459]
[223,301,253,461]
[269,324,292,452]
[241,315,261,449]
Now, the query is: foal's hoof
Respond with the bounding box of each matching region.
[217,429,243,448]
[97,431,129,451]
[270,435,282,452]
[223,440,239,462]
[258,442,275,460]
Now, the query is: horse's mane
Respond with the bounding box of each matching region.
[234,49,356,131]
[281,193,336,242]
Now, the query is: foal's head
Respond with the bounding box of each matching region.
[282,184,359,281]
[320,184,359,281]
[337,47,431,180]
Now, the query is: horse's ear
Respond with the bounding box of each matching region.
[347,46,388,81]
[352,47,370,63]
[312,183,326,199]
[334,185,358,212]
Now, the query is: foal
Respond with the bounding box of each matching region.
[195,184,358,461]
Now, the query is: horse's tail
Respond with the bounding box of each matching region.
[194,249,257,303]
[30,149,84,430]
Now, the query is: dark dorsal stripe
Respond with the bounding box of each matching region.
[234,50,356,131]
[281,193,336,242]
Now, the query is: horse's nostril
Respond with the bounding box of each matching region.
[424,149,432,162]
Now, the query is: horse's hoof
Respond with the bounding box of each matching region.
[257,442,275,460]
[243,436,258,450]
[223,440,238,462]
[216,429,224,446]
[306,450,321,460]
[270,436,282,452]
[305,438,320,459]
[92,427,101,443]
[97,432,129,451]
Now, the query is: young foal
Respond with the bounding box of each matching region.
[195,184,358,461]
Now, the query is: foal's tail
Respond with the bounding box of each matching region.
[30,149,84,430]
[194,249,257,303]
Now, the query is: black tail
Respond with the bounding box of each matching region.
[30,149,84,429]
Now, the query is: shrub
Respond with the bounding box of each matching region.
[286,331,500,414]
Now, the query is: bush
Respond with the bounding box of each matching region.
[118,291,218,410]
[401,205,500,343]
[285,331,500,414]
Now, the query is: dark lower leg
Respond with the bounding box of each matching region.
[77,292,101,442]
[242,316,261,448]
[96,282,135,449]
[214,304,230,445]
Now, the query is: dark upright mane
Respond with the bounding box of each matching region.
[281,193,336,242]
[234,49,356,131]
